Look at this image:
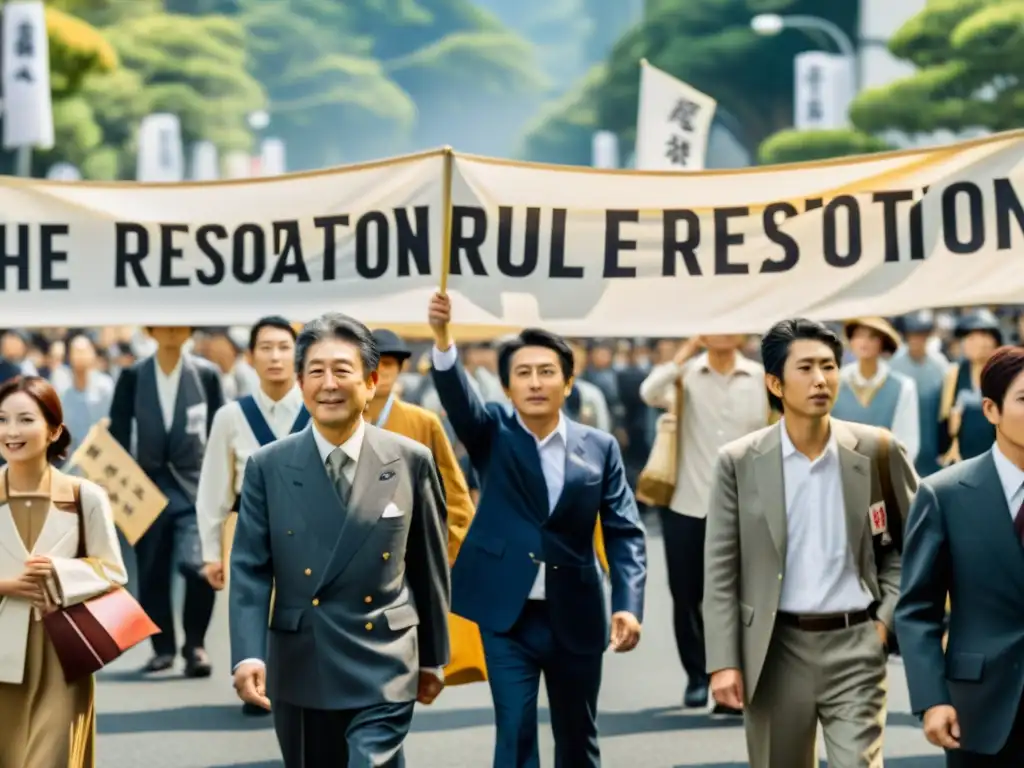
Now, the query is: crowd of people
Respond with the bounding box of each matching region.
[0,299,1020,767]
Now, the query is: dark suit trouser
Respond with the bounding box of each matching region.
[273,699,415,768]
[947,695,1024,767]
[658,507,707,687]
[134,504,215,656]
[480,600,602,768]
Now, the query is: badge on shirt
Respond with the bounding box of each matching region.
[869,501,892,544]
[186,402,208,441]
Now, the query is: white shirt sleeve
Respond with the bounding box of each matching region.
[638,362,683,409]
[890,375,920,462]
[431,344,458,372]
[196,406,237,563]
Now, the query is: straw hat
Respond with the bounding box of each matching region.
[843,317,901,356]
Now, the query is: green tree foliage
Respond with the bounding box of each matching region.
[757,128,891,165]
[520,0,857,165]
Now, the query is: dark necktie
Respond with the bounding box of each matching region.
[1015,498,1024,548]
[327,449,352,505]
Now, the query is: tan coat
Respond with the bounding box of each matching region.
[703,419,916,701]
[0,470,128,685]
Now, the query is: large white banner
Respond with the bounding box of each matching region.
[1,0,53,150]
[2,132,1024,335]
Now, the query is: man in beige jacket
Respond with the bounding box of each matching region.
[704,318,917,768]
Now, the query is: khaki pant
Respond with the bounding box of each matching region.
[745,620,888,768]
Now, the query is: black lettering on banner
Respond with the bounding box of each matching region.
[394,206,430,277]
[196,224,227,285]
[40,224,69,290]
[714,207,748,275]
[356,211,389,279]
[270,221,310,283]
[449,206,488,276]
[496,207,539,278]
[910,186,928,261]
[994,178,1024,250]
[115,223,149,287]
[548,209,578,278]
[662,209,701,276]
[604,210,638,278]
[314,215,349,281]
[804,198,824,212]
[823,195,862,268]
[0,224,29,291]
[872,190,914,262]
[942,182,984,254]
[232,224,266,283]
[159,224,190,287]
[759,203,799,273]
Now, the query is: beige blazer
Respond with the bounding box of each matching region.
[0,470,128,685]
[703,419,917,702]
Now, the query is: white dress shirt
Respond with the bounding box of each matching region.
[777,420,873,614]
[432,343,567,600]
[196,386,304,562]
[991,444,1024,519]
[155,357,183,430]
[840,360,920,462]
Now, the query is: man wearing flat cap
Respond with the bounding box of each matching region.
[834,317,920,463]
[367,328,486,686]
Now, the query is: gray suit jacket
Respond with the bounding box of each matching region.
[229,423,451,711]
[704,419,916,701]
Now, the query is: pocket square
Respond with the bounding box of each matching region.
[379,470,395,481]
[382,502,404,519]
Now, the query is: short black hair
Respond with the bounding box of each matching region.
[249,315,296,352]
[981,346,1024,411]
[497,328,574,388]
[295,312,379,376]
[761,318,844,412]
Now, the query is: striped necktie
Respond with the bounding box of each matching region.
[327,448,352,505]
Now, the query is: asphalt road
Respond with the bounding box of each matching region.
[96,517,945,767]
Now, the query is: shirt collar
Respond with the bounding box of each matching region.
[990,444,1024,509]
[693,351,757,377]
[255,384,303,416]
[842,359,890,387]
[779,418,837,462]
[312,418,366,467]
[514,410,567,448]
[155,356,183,381]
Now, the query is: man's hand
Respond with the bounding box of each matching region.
[23,556,54,583]
[203,562,226,591]
[417,669,444,705]
[233,662,271,711]
[874,620,888,650]
[923,705,960,749]
[427,292,453,350]
[710,668,745,711]
[674,337,704,366]
[609,611,641,652]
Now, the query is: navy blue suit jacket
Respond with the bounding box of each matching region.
[895,452,1024,755]
[432,358,646,655]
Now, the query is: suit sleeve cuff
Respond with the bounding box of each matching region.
[420,666,445,682]
[431,345,458,371]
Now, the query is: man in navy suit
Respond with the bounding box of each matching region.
[896,345,1024,766]
[427,292,647,768]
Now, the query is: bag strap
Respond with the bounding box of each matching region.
[72,480,87,559]
[238,395,276,447]
[874,431,903,552]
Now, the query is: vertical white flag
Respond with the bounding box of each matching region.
[259,137,286,176]
[1,1,53,150]
[591,130,619,169]
[635,60,716,171]
[190,140,219,181]
[223,150,251,180]
[794,52,853,130]
[136,113,184,182]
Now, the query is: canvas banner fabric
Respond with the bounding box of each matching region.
[2,131,1023,335]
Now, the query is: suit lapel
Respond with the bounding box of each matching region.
[961,453,1024,593]
[170,355,202,439]
[139,358,166,441]
[29,473,77,556]
[834,422,870,562]
[0,470,27,562]
[283,428,347,552]
[507,416,553,522]
[552,421,589,517]
[316,426,401,591]
[752,424,787,560]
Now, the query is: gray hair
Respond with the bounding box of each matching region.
[295,313,380,375]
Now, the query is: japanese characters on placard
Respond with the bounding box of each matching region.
[793,51,854,131]
[1,1,54,149]
[69,424,168,545]
[634,60,717,171]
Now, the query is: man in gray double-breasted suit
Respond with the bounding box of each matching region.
[229,313,450,768]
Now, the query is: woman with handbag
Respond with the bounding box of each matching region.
[0,375,127,768]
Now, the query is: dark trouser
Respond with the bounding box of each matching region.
[273,699,415,768]
[659,507,707,687]
[948,696,1024,767]
[134,504,215,656]
[480,600,602,768]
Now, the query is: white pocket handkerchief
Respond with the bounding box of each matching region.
[382,502,405,519]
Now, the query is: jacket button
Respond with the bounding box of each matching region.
[364,595,372,604]
[304,568,312,576]
[287,530,294,536]
[365,622,373,631]
[382,552,390,560]
[312,598,320,607]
